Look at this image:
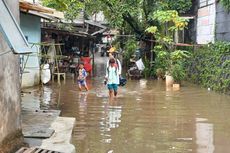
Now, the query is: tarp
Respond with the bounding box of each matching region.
[81,57,92,72]
[136,58,145,71]
[41,64,51,84]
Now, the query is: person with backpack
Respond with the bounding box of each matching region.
[106,52,122,76]
[106,51,128,86]
[105,58,120,98]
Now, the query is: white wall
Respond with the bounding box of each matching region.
[197,0,216,44]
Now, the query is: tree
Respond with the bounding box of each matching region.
[42,0,192,37]
[84,0,192,73]
[42,0,84,21]
[42,0,192,61]
[220,0,230,11]
[85,0,192,37]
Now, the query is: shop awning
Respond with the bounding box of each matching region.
[85,20,107,29]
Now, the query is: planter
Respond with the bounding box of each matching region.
[173,83,180,91]
[166,75,174,87]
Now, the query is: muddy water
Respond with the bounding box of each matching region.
[22,56,230,153]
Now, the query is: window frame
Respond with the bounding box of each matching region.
[199,0,215,8]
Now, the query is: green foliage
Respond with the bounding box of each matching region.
[146,9,190,81]
[187,42,230,93]
[220,0,230,11]
[42,0,192,34]
[42,0,68,11]
[143,58,156,78]
[153,10,178,23]
[42,0,84,21]
[171,62,186,83]
[145,26,158,34]
[154,48,170,71]
[165,0,192,13]
[152,10,188,31]
[154,48,191,77]
[85,0,192,33]
[123,38,137,60]
[171,50,191,61]
[85,0,148,29]
[169,50,191,82]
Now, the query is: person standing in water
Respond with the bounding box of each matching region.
[78,62,89,91]
[105,58,120,98]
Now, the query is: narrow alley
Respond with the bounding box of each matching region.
[2,0,230,153]
[21,53,230,153]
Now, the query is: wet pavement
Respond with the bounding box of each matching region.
[22,54,230,153]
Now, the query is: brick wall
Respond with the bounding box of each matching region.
[196,0,216,44]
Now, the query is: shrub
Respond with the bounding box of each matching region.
[186,42,230,93]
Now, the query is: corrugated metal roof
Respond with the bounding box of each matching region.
[85,20,107,29]
[19,0,54,14]
[19,0,64,19]
[21,10,53,20]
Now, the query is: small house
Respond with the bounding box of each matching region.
[19,0,63,87]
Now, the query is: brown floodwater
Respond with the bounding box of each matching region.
[22,55,230,153]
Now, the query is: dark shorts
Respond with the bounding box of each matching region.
[107,84,118,91]
[78,80,86,86]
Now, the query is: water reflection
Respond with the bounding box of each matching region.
[75,92,88,141]
[196,118,214,153]
[139,79,147,89]
[79,93,88,110]
[21,55,230,153]
[40,86,52,106]
[104,102,122,130]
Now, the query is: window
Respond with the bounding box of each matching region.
[174,30,185,43]
[0,0,31,54]
[199,0,215,8]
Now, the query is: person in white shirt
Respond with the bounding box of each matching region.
[106,52,122,78]
[105,58,120,98]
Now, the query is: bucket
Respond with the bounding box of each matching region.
[173,84,180,91]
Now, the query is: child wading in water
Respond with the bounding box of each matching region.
[78,62,89,91]
[105,58,120,98]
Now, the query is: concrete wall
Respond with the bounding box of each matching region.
[0,0,24,152]
[20,13,41,88]
[196,0,216,44]
[215,3,230,41]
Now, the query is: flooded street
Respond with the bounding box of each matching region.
[22,54,230,153]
